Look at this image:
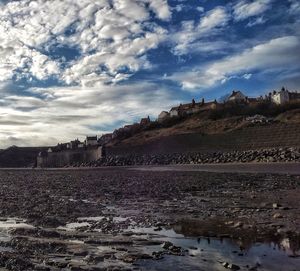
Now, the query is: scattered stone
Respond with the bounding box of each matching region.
[273,203,281,209]
[152,251,164,260]
[233,222,243,228]
[84,254,105,263]
[222,262,240,270]
[273,213,283,219]
[154,226,162,231]
[161,241,173,250]
[67,147,300,168]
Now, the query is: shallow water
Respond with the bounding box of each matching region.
[2,215,299,270]
[0,218,34,229]
[57,221,91,231]
[0,217,34,252]
[58,215,300,271]
[131,225,300,271]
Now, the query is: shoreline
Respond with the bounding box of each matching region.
[1,162,300,174]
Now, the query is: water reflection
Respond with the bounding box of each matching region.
[172,219,300,255]
[131,219,300,271]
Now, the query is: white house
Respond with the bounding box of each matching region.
[170,107,179,117]
[85,136,98,146]
[228,90,247,102]
[271,88,290,104]
[158,111,170,122]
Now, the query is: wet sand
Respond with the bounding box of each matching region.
[130,162,300,175]
[0,167,299,270]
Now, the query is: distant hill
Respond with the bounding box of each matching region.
[0,146,48,168]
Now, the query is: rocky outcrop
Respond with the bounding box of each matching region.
[68,147,300,167]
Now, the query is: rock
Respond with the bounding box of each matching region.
[121,253,152,263]
[222,262,240,270]
[84,254,104,263]
[233,221,243,228]
[161,241,173,250]
[273,213,283,219]
[272,203,281,209]
[152,251,164,260]
[154,226,162,231]
[79,147,300,167]
[223,262,229,268]
[121,254,136,263]
[228,264,240,270]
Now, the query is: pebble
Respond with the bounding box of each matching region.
[273,213,283,219]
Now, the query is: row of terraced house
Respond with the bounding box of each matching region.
[37,87,299,167]
[157,87,300,122]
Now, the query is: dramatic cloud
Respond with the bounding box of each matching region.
[169,36,300,90]
[0,0,170,86]
[233,0,272,21]
[0,82,180,148]
[172,6,230,55]
[289,0,300,16]
[198,6,229,31]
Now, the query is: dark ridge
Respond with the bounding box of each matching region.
[0,146,48,168]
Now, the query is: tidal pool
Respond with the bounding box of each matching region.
[128,222,300,271]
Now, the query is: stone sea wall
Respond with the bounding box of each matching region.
[67,147,300,167]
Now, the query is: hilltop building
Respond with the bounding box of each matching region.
[166,98,218,119]
[158,111,170,122]
[228,90,247,102]
[37,136,104,168]
[85,136,98,146]
[270,87,300,104]
[140,116,151,126]
[170,107,180,117]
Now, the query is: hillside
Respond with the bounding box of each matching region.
[107,109,300,156]
[1,107,300,167]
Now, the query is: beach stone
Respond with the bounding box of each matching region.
[273,213,283,219]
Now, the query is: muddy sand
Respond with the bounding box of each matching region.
[0,167,299,270]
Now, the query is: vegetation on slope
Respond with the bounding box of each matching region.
[109,101,300,147]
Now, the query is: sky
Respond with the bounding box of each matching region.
[0,0,299,148]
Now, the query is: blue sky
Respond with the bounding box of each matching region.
[0,0,299,147]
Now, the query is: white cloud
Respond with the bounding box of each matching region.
[289,0,300,15]
[168,36,300,90]
[243,73,252,80]
[0,0,171,85]
[198,6,229,31]
[0,82,179,148]
[246,16,267,27]
[233,0,272,21]
[145,0,172,21]
[172,7,230,56]
[196,7,204,13]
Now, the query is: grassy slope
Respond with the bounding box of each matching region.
[107,109,300,152]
